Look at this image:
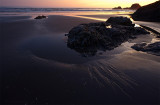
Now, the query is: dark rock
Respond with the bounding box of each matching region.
[132,1,160,22]
[157,35,160,38]
[124,3,141,10]
[131,43,148,51]
[130,3,141,10]
[66,17,149,56]
[113,6,122,9]
[106,16,134,26]
[35,15,47,19]
[121,3,141,10]
[132,42,160,56]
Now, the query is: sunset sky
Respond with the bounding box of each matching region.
[0,0,158,8]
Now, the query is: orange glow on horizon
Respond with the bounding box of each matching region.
[1,0,158,8]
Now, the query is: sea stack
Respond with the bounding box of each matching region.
[132,0,160,22]
[130,3,141,10]
[117,3,141,10]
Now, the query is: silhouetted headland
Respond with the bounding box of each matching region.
[132,0,160,22]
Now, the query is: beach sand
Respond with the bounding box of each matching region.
[1,13,160,104]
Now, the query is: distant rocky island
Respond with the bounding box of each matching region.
[124,3,141,10]
[112,6,122,10]
[113,3,141,10]
[132,0,160,22]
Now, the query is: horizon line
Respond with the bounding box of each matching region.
[0,7,113,9]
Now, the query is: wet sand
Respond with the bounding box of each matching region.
[1,14,160,104]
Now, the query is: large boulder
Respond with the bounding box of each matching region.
[132,1,160,22]
[66,17,149,56]
[132,42,160,56]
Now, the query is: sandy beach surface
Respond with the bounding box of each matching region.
[1,12,160,104]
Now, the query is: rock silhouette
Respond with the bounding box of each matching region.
[114,3,141,10]
[132,1,160,22]
[113,6,122,9]
[35,15,47,19]
[130,3,141,10]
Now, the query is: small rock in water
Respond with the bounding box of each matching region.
[35,15,47,19]
[132,42,160,56]
[131,43,148,51]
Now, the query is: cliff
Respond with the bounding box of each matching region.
[132,0,160,22]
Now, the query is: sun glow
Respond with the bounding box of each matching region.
[0,0,158,8]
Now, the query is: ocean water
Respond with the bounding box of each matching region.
[0,8,134,20]
[0,8,133,12]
